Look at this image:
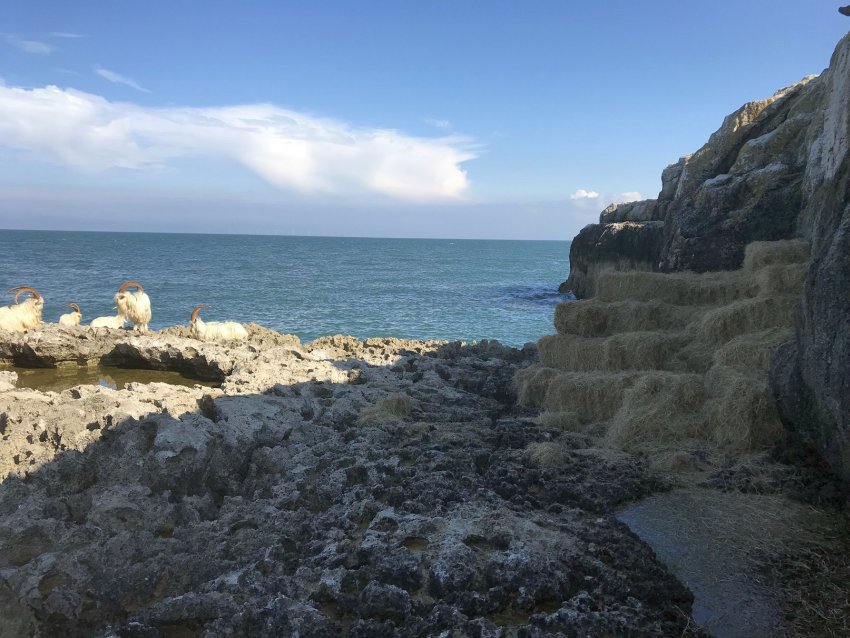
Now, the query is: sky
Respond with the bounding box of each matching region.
[0,1,846,240]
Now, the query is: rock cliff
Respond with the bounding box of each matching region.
[561,31,850,488]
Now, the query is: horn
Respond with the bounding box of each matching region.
[68,303,81,313]
[190,304,208,322]
[8,286,40,303]
[119,280,145,293]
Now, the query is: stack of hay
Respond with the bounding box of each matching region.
[517,240,810,453]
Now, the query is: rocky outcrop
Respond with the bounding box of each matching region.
[771,32,850,487]
[0,325,700,636]
[559,32,850,489]
[562,66,827,295]
[560,221,665,297]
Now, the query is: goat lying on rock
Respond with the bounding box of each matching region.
[189,304,248,341]
[58,303,82,326]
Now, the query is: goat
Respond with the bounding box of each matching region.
[0,286,44,331]
[114,281,151,333]
[90,313,127,329]
[189,304,248,342]
[58,303,83,326]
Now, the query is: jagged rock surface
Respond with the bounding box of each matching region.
[771,32,850,487]
[0,325,699,637]
[560,31,850,490]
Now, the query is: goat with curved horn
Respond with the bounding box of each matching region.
[59,302,83,327]
[114,280,151,333]
[0,285,44,331]
[188,304,248,342]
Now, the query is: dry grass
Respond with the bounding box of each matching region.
[743,239,810,272]
[535,370,642,424]
[518,239,811,457]
[698,295,799,343]
[595,269,753,305]
[713,328,794,372]
[357,393,412,425]
[538,331,691,372]
[753,263,808,297]
[703,365,784,449]
[605,372,706,448]
[554,299,699,337]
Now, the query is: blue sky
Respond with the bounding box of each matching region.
[0,1,846,239]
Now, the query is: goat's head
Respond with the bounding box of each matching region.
[6,286,43,308]
[116,281,144,304]
[190,304,208,324]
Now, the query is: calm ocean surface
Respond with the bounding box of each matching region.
[0,230,571,347]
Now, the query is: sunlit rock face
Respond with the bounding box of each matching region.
[561,31,850,489]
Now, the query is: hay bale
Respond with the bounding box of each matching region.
[554,299,698,337]
[525,440,569,468]
[743,239,810,272]
[595,270,754,306]
[703,365,784,449]
[605,372,706,448]
[753,263,808,297]
[515,365,559,407]
[698,295,799,343]
[712,328,794,372]
[357,393,411,425]
[538,370,642,424]
[538,331,691,372]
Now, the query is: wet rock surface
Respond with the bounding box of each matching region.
[0,325,700,637]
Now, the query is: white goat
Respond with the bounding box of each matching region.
[90,313,127,329]
[0,286,45,332]
[189,304,248,342]
[114,281,151,333]
[58,303,83,326]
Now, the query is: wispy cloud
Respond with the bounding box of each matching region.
[3,34,54,55]
[426,118,452,130]
[50,32,85,39]
[95,68,150,93]
[570,189,600,200]
[0,84,475,202]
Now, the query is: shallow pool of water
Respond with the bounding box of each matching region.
[1,365,220,393]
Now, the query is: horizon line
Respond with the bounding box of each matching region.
[0,227,572,243]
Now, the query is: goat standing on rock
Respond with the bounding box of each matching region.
[189,304,248,341]
[115,281,151,333]
[58,303,82,326]
[0,286,44,331]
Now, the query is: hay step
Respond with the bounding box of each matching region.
[516,365,645,424]
[743,239,810,272]
[698,295,800,343]
[712,328,794,373]
[554,300,699,337]
[606,372,707,448]
[595,270,755,306]
[538,331,692,372]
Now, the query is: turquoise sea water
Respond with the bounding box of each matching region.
[0,231,571,347]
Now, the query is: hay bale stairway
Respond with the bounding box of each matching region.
[517,240,810,452]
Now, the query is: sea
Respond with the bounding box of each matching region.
[0,230,571,347]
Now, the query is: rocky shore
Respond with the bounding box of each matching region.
[0,325,705,637]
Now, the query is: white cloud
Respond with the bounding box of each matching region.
[0,84,475,202]
[569,189,600,200]
[95,68,150,93]
[50,32,85,39]
[4,35,53,55]
[613,191,643,204]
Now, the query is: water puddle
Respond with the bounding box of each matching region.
[617,489,783,638]
[1,364,220,393]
